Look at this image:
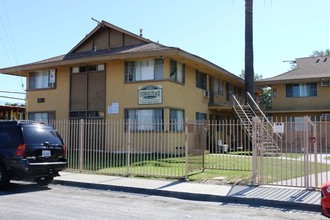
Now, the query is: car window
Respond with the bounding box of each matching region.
[22,125,63,145]
[0,127,23,147]
[0,132,9,145]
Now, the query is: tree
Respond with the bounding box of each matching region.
[239,69,263,81]
[239,70,269,108]
[259,87,271,109]
[245,0,254,103]
[5,102,25,107]
[310,49,330,57]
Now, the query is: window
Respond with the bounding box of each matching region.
[125,58,164,82]
[170,109,184,131]
[196,112,207,121]
[28,112,55,122]
[286,83,317,97]
[71,64,104,73]
[214,78,223,95]
[225,82,232,101]
[69,111,104,119]
[170,59,185,83]
[29,69,56,89]
[125,109,163,131]
[196,70,207,90]
[321,114,330,121]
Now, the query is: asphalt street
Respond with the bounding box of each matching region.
[0,181,327,220]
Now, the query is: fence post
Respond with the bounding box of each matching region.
[304,116,310,189]
[185,118,189,181]
[79,119,84,172]
[252,117,257,185]
[312,122,318,188]
[127,119,131,176]
[252,117,258,185]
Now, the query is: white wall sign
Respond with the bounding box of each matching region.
[273,122,284,133]
[108,102,119,114]
[138,85,163,105]
[49,69,56,83]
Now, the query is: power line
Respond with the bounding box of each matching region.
[0,0,24,93]
[0,95,25,101]
[0,90,26,94]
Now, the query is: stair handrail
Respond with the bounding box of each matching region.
[247,92,282,140]
[232,94,252,130]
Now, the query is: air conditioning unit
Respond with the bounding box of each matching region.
[321,114,330,121]
[321,80,330,87]
[203,90,210,97]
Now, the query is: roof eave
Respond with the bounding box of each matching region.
[0,48,178,75]
[176,49,244,86]
[256,77,323,86]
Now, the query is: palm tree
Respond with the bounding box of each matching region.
[245,0,254,103]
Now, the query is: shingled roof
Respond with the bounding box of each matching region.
[0,20,243,85]
[258,56,330,85]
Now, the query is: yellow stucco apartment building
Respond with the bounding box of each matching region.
[256,56,330,120]
[0,21,245,123]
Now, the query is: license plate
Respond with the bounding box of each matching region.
[42,150,51,157]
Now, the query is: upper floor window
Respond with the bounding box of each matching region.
[214,78,223,95]
[286,83,317,97]
[170,59,185,83]
[196,70,207,90]
[125,58,164,82]
[29,69,56,89]
[226,82,233,101]
[71,64,104,73]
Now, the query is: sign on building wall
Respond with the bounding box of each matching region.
[49,69,56,83]
[138,85,163,105]
[108,102,119,114]
[273,122,284,133]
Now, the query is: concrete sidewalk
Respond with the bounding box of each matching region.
[53,172,321,212]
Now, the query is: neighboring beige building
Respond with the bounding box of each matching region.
[0,21,244,123]
[257,56,330,119]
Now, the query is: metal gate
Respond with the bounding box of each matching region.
[252,116,330,189]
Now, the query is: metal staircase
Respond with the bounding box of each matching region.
[233,93,281,157]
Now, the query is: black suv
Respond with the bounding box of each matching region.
[0,121,67,187]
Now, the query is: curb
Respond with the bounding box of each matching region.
[52,180,320,212]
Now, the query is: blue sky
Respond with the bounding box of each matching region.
[0,0,329,105]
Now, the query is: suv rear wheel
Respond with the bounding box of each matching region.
[0,165,10,189]
[34,176,54,186]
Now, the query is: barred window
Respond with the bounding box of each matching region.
[125,109,163,131]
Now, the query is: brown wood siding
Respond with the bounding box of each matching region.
[109,29,123,48]
[75,38,93,52]
[93,28,109,50]
[71,25,148,54]
[88,71,105,110]
[70,73,87,110]
[124,34,144,46]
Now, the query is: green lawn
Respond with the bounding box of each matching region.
[67,151,330,185]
